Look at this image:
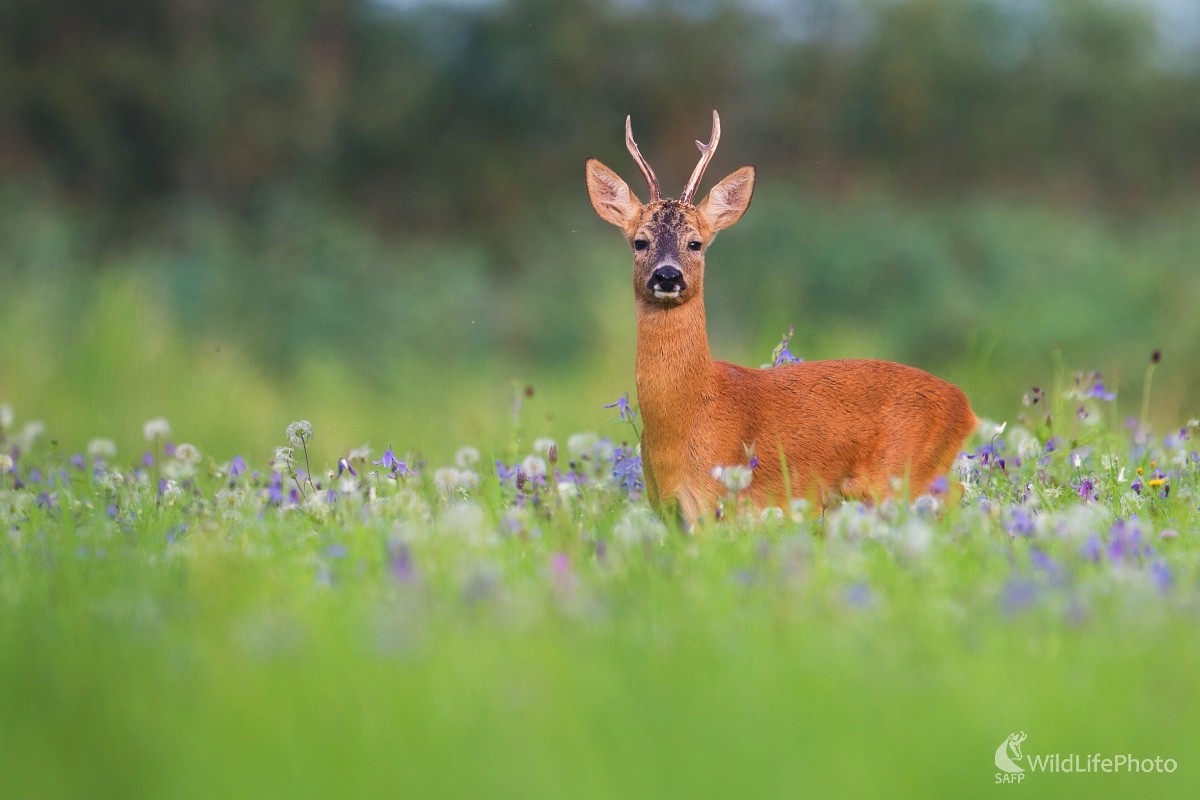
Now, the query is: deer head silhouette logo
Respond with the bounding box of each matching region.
[995,731,1028,774]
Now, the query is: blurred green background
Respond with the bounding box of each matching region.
[2,0,1200,463]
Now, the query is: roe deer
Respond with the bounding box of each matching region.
[585,111,977,527]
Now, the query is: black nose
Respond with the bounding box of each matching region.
[649,265,686,294]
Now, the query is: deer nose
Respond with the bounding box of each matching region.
[649,265,686,295]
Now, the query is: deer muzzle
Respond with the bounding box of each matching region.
[649,265,686,300]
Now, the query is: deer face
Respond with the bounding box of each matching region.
[585,111,755,309]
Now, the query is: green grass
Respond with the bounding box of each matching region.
[1,386,1198,798]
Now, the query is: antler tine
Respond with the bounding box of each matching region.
[625,116,662,203]
[679,110,721,205]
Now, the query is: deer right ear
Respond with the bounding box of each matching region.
[586,159,642,231]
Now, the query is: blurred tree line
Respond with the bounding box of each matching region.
[1,0,1198,246]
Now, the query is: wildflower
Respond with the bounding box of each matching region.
[373,445,414,477]
[435,467,479,492]
[69,454,86,470]
[744,441,759,470]
[603,393,637,424]
[271,447,296,473]
[174,443,201,466]
[768,326,802,367]
[1149,561,1172,591]
[143,418,171,441]
[0,454,12,474]
[567,433,599,460]
[389,541,416,583]
[533,438,557,459]
[1001,579,1039,615]
[1072,476,1098,503]
[0,404,12,430]
[286,420,314,447]
[495,460,521,484]
[521,456,547,479]
[712,464,752,493]
[346,445,372,464]
[336,458,356,478]
[1084,378,1116,401]
[229,455,248,478]
[845,582,874,608]
[1081,533,1103,561]
[455,446,480,468]
[87,439,117,460]
[611,446,643,494]
[1022,387,1043,406]
[1003,508,1035,537]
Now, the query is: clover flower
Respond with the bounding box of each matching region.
[286,420,314,447]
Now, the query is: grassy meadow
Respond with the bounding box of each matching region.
[2,188,1200,798]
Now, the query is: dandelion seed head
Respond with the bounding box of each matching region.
[532,438,557,458]
[0,454,12,473]
[521,456,547,479]
[0,405,12,430]
[286,420,314,447]
[567,432,599,459]
[174,443,201,465]
[143,418,170,441]
[87,439,117,460]
[455,446,480,468]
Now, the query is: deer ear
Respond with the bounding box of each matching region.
[696,165,755,233]
[586,158,642,231]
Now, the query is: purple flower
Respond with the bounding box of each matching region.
[611,446,644,495]
[142,452,155,468]
[337,458,356,478]
[1029,547,1060,579]
[929,476,950,495]
[495,460,520,484]
[1072,476,1098,503]
[771,327,803,366]
[1149,561,1172,591]
[845,582,874,608]
[1001,579,1039,615]
[267,472,284,505]
[389,542,416,583]
[1003,508,1035,537]
[373,446,414,477]
[69,454,86,470]
[1107,519,1146,562]
[1081,533,1103,562]
[1085,378,1116,401]
[325,543,347,559]
[603,393,637,424]
[229,456,247,478]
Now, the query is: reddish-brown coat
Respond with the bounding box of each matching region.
[586,116,977,526]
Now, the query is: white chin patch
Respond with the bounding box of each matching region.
[653,289,682,300]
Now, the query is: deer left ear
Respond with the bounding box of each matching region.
[696,166,755,233]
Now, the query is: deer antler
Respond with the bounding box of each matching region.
[625,116,662,203]
[679,110,721,205]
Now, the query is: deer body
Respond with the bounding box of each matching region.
[587,112,976,526]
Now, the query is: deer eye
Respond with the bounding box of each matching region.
[633,239,649,251]
[688,241,702,252]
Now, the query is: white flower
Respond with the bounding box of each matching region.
[0,404,12,430]
[533,438,557,458]
[711,465,752,492]
[521,456,547,478]
[455,446,480,468]
[215,487,246,508]
[347,445,372,464]
[161,480,182,504]
[286,420,313,446]
[87,439,117,459]
[0,454,13,473]
[567,432,599,459]
[556,481,580,499]
[163,460,194,481]
[174,443,201,465]
[271,447,295,472]
[143,418,170,441]
[15,421,45,451]
[434,467,461,490]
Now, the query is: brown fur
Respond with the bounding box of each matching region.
[585,139,977,527]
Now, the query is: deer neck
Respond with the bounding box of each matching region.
[634,297,714,447]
